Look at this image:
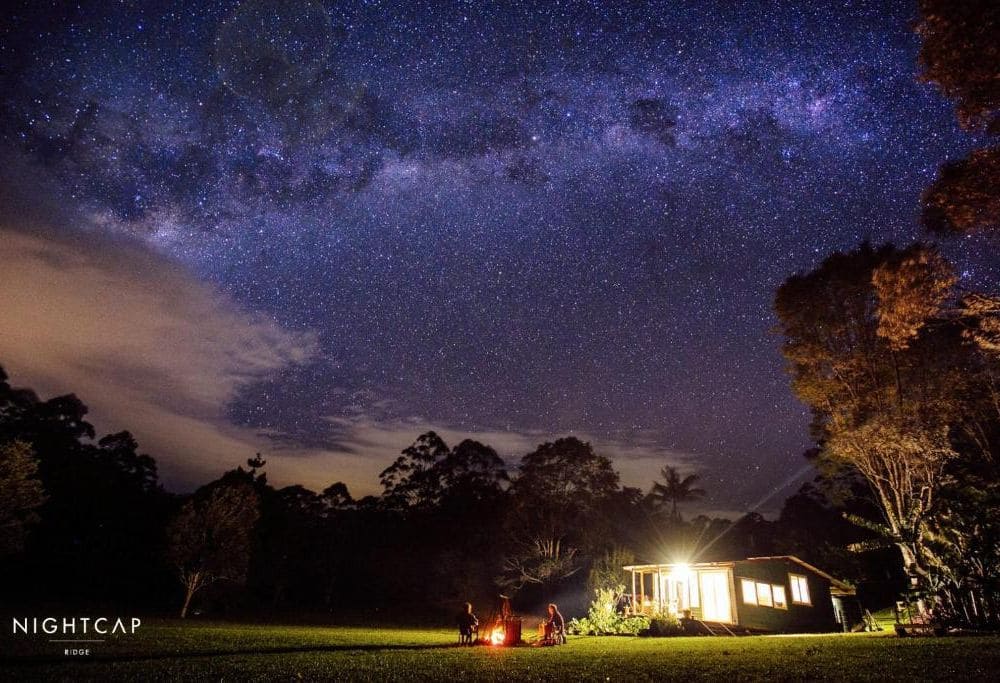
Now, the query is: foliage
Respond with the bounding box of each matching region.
[827,418,956,581]
[916,2,1000,236]
[0,357,935,621]
[925,462,1000,625]
[872,247,955,351]
[922,147,1000,236]
[916,0,1000,131]
[776,244,948,579]
[0,365,173,605]
[509,437,621,534]
[568,586,649,636]
[646,614,683,637]
[379,431,451,509]
[0,440,46,555]
[501,437,621,594]
[167,477,261,617]
[379,433,509,513]
[647,465,706,521]
[499,536,580,591]
[959,293,1000,353]
[775,242,1000,623]
[587,546,635,595]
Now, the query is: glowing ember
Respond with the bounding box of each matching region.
[489,626,505,645]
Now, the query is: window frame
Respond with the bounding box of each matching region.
[756,582,773,607]
[789,573,812,605]
[739,577,788,610]
[772,584,787,609]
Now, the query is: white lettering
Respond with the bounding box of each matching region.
[10,615,142,636]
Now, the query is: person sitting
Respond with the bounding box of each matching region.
[543,603,566,645]
[456,602,479,645]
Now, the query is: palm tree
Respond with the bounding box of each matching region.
[649,465,706,521]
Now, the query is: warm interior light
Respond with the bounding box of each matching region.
[670,562,692,579]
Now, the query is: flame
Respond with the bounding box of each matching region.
[489,625,505,645]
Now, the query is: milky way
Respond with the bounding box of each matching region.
[0,1,985,507]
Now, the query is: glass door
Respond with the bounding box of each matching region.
[698,570,733,623]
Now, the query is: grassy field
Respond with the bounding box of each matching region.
[2,621,999,681]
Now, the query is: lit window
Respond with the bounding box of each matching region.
[741,578,757,605]
[756,582,773,607]
[772,585,787,609]
[789,574,811,605]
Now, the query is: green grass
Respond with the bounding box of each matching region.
[2,620,998,681]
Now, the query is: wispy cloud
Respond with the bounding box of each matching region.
[0,224,700,496]
[0,227,317,488]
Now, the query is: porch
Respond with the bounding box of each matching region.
[624,562,736,624]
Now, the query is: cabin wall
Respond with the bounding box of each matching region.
[732,560,838,633]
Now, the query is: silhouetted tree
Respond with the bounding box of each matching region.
[247,453,267,477]
[917,0,1000,130]
[648,465,706,521]
[0,365,173,606]
[916,1,1000,235]
[502,437,621,593]
[586,546,635,594]
[379,431,450,510]
[0,440,46,556]
[167,477,260,618]
[320,481,355,511]
[922,148,1000,236]
[97,431,159,493]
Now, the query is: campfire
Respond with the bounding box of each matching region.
[483,595,522,647]
[489,624,507,645]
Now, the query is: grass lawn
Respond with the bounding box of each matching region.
[2,621,999,681]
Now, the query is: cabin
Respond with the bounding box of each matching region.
[624,555,860,633]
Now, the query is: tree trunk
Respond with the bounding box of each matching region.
[179,574,199,619]
[180,587,194,619]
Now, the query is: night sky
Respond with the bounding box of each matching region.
[0,1,986,512]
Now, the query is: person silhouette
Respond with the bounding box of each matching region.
[456,602,479,645]
[544,603,566,645]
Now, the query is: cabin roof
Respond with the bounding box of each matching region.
[746,556,856,595]
[623,554,855,596]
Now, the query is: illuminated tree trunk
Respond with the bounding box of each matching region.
[179,571,202,619]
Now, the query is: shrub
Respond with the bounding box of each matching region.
[645,614,683,637]
[567,585,650,636]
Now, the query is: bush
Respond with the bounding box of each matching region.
[645,615,683,637]
[567,585,650,636]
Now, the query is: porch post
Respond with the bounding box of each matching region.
[656,567,662,614]
[631,569,638,615]
[639,571,645,613]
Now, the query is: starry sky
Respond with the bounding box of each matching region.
[0,0,986,512]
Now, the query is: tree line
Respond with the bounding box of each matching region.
[0,364,901,620]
